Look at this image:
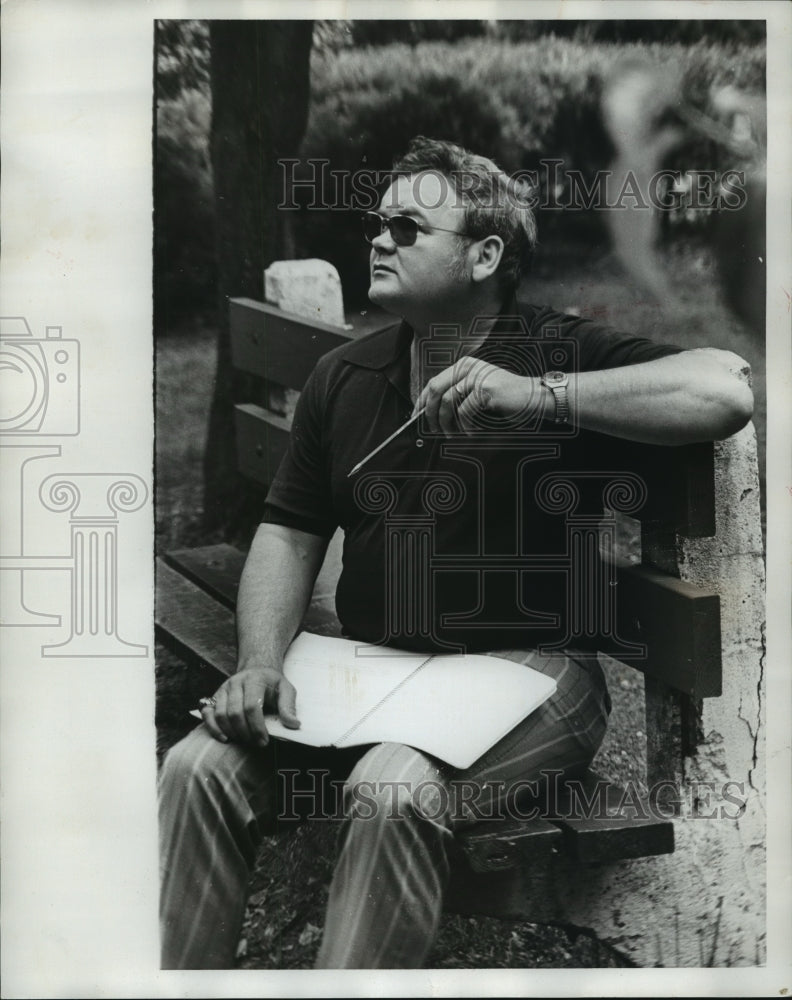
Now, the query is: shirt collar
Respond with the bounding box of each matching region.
[341,319,412,371]
[344,293,520,371]
[480,292,522,342]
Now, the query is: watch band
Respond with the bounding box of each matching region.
[541,371,570,424]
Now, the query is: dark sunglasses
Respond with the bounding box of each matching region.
[362,211,471,247]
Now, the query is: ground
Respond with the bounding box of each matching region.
[155,239,764,969]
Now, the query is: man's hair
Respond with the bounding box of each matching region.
[391,136,538,293]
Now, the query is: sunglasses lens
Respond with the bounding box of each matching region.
[362,213,382,244]
[362,213,419,247]
[390,217,418,247]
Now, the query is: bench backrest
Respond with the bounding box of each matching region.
[231,297,356,489]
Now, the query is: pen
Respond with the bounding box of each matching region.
[347,407,427,478]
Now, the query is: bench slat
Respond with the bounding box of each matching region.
[547,771,674,863]
[457,817,562,873]
[235,403,291,490]
[165,544,245,609]
[230,298,354,389]
[608,564,721,698]
[156,559,238,677]
[160,547,344,660]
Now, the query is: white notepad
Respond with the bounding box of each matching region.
[259,632,557,768]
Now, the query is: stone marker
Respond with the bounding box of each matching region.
[264,258,346,328]
[262,259,347,422]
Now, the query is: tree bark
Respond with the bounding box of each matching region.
[203,20,313,536]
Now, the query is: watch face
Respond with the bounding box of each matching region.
[545,371,565,385]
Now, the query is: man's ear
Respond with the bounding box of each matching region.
[470,235,504,284]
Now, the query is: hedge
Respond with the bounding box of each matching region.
[307,36,765,173]
[293,37,765,302]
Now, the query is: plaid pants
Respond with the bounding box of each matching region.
[158,647,610,969]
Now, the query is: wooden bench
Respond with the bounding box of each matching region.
[156,288,765,966]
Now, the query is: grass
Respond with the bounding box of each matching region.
[155,237,765,968]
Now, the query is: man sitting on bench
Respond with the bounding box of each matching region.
[158,136,753,969]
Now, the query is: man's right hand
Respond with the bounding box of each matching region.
[199,665,301,747]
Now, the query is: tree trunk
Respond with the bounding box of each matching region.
[203,20,313,537]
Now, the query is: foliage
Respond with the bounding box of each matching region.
[298,36,765,303]
[489,19,766,45]
[308,36,765,174]
[155,20,210,101]
[312,20,354,55]
[154,86,216,331]
[327,19,766,47]
[349,19,488,47]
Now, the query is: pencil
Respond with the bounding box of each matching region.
[347,407,427,478]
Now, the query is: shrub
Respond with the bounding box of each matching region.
[309,36,765,175]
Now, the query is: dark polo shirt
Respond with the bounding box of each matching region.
[263,298,681,655]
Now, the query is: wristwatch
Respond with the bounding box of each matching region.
[540,371,570,424]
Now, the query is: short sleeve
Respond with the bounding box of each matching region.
[574,319,684,371]
[529,305,683,372]
[262,364,338,538]
[261,502,336,538]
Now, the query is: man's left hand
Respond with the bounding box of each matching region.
[413,356,548,436]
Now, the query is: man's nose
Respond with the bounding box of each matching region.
[371,225,397,252]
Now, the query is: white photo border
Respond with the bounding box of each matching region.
[1,1,789,996]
